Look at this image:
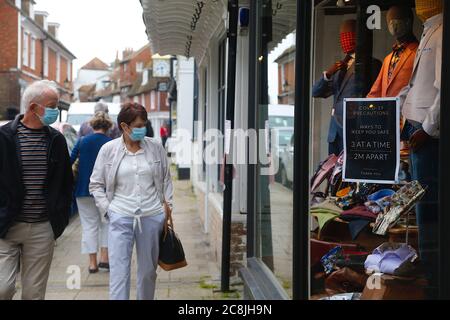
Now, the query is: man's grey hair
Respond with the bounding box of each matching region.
[94,102,109,113]
[21,80,59,112]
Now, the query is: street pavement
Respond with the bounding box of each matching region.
[13,179,243,300]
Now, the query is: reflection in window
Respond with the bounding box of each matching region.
[255,0,297,298]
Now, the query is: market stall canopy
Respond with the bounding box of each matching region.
[140,0,226,62]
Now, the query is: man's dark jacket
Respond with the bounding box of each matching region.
[0,115,74,240]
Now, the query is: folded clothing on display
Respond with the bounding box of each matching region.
[321,246,343,275]
[320,292,362,300]
[364,189,396,214]
[372,181,425,235]
[364,242,419,276]
[311,199,343,230]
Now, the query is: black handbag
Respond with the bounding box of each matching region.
[158,201,187,271]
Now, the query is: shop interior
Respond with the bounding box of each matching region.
[308,0,439,300]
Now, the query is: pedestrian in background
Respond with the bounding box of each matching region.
[78,102,121,139]
[0,80,73,300]
[71,111,112,273]
[90,102,173,300]
[160,121,169,148]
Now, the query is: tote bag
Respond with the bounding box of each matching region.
[158,201,188,271]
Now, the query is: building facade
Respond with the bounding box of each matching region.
[144,0,450,300]
[0,0,76,119]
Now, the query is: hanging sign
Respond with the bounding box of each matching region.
[343,97,400,184]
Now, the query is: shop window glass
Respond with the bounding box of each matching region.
[309,0,442,300]
[255,0,297,298]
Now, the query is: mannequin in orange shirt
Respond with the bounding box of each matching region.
[367,6,418,157]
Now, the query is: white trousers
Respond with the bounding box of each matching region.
[108,210,165,300]
[76,197,108,254]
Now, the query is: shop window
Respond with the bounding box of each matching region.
[254,0,297,299]
[309,0,442,300]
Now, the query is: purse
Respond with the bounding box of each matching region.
[158,201,188,271]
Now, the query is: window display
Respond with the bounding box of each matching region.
[309,0,442,300]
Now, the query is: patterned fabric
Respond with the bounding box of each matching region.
[340,32,356,54]
[388,43,406,80]
[415,0,443,22]
[16,122,49,223]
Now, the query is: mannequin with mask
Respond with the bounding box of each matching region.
[368,6,418,99]
[367,6,419,158]
[398,0,443,299]
[313,19,381,156]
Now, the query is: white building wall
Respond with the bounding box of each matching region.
[232,28,249,214]
[73,69,110,101]
[175,56,195,170]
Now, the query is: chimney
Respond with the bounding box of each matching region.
[34,11,49,30]
[122,48,134,60]
[48,22,60,39]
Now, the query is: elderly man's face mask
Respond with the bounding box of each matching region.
[415,0,443,22]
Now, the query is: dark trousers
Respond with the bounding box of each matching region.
[328,134,343,156]
[402,121,439,299]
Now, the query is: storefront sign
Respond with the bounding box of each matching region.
[343,98,400,184]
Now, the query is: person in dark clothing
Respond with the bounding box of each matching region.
[0,80,73,300]
[78,102,121,139]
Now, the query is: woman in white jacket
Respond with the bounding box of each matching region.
[89,102,173,300]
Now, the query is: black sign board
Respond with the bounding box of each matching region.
[343,98,400,184]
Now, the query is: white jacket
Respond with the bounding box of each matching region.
[399,14,442,138]
[89,136,173,216]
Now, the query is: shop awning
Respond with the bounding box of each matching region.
[140,0,226,62]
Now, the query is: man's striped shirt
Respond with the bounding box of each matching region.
[16,122,49,223]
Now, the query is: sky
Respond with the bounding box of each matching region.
[34,0,149,77]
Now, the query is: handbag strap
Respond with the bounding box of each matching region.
[162,200,173,240]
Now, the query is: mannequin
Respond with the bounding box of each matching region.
[312,19,381,156]
[398,0,443,299]
[367,6,419,158]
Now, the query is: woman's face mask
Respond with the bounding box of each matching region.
[388,19,409,39]
[127,126,147,141]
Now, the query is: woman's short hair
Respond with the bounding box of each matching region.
[89,111,113,132]
[117,102,148,131]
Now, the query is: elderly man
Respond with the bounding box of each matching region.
[78,102,121,139]
[0,80,74,300]
[398,0,443,299]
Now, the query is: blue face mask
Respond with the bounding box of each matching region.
[35,105,59,126]
[128,126,147,141]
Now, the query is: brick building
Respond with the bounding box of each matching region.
[0,0,76,120]
[275,46,295,105]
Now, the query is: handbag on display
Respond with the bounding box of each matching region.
[158,201,188,271]
[310,153,339,193]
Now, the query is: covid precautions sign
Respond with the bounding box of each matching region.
[343,98,400,184]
